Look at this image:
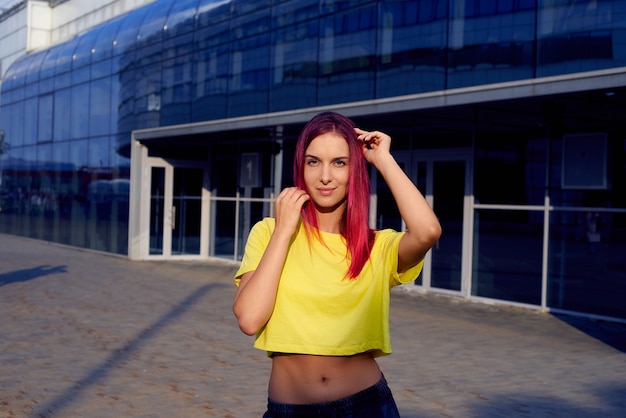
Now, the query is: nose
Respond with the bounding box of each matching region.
[320,164,331,184]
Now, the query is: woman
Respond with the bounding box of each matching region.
[233,112,442,417]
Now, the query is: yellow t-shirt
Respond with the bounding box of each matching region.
[234,218,423,357]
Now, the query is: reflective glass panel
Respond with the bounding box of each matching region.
[53,88,71,141]
[150,166,165,255]
[377,0,447,96]
[537,0,626,77]
[213,200,236,258]
[269,20,319,111]
[228,9,271,116]
[548,211,626,318]
[70,83,90,140]
[38,95,54,143]
[4,102,24,146]
[164,0,199,38]
[317,4,377,105]
[136,1,171,46]
[72,26,103,70]
[171,167,203,255]
[431,160,464,291]
[472,208,543,305]
[89,77,113,137]
[475,136,548,205]
[447,0,535,88]
[113,8,149,56]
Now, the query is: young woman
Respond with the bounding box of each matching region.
[233,112,442,417]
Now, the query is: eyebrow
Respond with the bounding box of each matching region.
[304,154,349,160]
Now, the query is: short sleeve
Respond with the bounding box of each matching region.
[374,229,424,287]
[233,218,275,286]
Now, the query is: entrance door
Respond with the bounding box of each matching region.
[375,149,471,295]
[148,162,207,258]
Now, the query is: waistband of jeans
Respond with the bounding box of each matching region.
[266,373,392,414]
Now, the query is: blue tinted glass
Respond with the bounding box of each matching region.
[4,53,34,90]
[53,88,71,141]
[164,0,200,38]
[161,53,193,125]
[447,3,535,88]
[113,7,149,56]
[475,136,547,206]
[192,44,229,121]
[72,26,103,69]
[2,102,23,146]
[549,211,626,318]
[272,0,319,28]
[132,61,163,130]
[232,0,270,16]
[537,0,626,76]
[23,97,37,146]
[54,40,78,75]
[70,83,90,139]
[230,8,271,40]
[136,1,173,46]
[270,20,319,111]
[89,77,112,137]
[38,94,53,143]
[38,45,63,80]
[228,35,270,116]
[196,0,232,27]
[318,4,377,105]
[195,19,230,49]
[92,15,124,62]
[28,49,52,84]
[321,0,372,14]
[472,208,543,304]
[377,0,448,97]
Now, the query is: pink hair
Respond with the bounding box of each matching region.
[293,112,375,279]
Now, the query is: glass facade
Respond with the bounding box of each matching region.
[1,0,625,321]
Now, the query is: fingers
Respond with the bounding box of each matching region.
[274,187,310,232]
[354,128,390,152]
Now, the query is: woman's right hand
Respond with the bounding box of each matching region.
[274,187,310,236]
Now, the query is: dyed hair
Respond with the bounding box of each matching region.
[293,112,375,279]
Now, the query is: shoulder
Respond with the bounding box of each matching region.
[373,228,403,246]
[250,217,275,235]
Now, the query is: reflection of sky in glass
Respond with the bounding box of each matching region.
[0,1,22,12]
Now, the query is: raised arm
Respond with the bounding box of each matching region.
[232,187,310,335]
[355,128,442,272]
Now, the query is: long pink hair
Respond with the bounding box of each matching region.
[293,112,375,279]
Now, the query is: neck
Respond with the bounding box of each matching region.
[315,205,345,234]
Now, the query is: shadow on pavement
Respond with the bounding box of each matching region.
[30,282,229,417]
[554,313,626,353]
[468,381,626,417]
[0,265,67,286]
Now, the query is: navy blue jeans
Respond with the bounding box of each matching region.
[262,374,401,418]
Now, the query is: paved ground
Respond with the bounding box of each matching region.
[1,233,625,418]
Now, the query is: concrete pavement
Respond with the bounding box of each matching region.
[1,233,625,417]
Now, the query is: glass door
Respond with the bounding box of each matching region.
[148,161,206,258]
[374,149,471,295]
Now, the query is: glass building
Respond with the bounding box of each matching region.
[1,0,625,321]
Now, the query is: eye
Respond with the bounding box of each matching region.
[306,158,319,166]
[333,159,348,167]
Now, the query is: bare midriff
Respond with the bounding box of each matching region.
[268,352,382,404]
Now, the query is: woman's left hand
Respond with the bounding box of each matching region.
[354,128,392,165]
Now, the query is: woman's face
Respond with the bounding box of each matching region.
[303,132,350,213]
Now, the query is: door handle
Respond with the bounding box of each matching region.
[171,206,176,229]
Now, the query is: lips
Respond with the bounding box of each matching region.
[318,188,334,196]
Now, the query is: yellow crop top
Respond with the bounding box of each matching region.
[234,218,423,357]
